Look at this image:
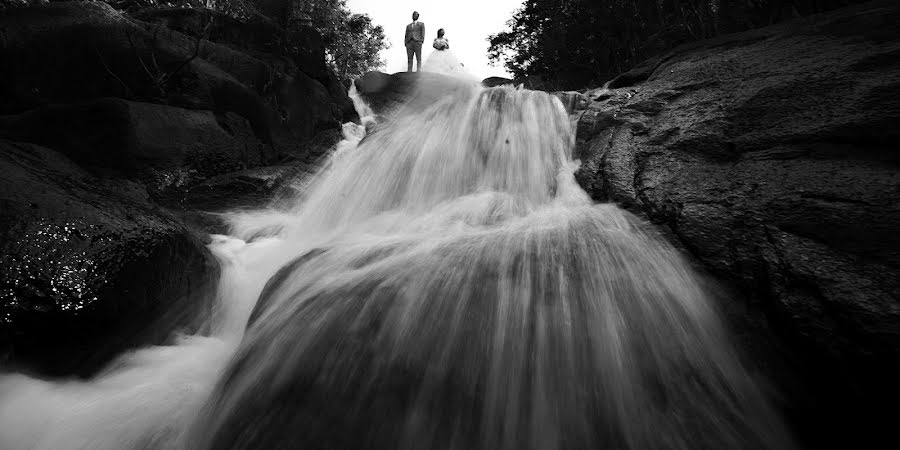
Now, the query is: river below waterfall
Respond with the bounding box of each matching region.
[0,78,792,449]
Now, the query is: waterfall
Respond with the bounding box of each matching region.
[0,77,790,450]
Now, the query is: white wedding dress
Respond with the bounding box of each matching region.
[422,37,470,78]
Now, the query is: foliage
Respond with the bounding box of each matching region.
[99,0,263,20]
[1,0,385,82]
[0,1,261,17]
[292,0,387,81]
[200,0,389,80]
[116,0,390,81]
[488,0,869,89]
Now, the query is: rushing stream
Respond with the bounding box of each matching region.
[0,77,790,449]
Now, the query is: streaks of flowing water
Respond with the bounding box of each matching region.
[0,76,790,450]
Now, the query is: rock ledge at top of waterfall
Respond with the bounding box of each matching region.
[354,71,475,116]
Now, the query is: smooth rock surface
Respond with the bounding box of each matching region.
[355,71,475,117]
[0,1,354,161]
[0,2,252,115]
[0,140,217,376]
[572,1,900,446]
[177,163,319,211]
[133,6,357,145]
[0,98,270,190]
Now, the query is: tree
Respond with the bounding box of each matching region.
[325,13,387,81]
[3,0,385,81]
[100,0,388,82]
[488,0,868,89]
[488,0,618,88]
[291,0,387,81]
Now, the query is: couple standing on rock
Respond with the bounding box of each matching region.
[404,11,467,76]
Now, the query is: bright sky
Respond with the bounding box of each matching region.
[345,0,523,80]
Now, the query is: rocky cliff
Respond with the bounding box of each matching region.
[0,1,353,374]
[571,0,899,446]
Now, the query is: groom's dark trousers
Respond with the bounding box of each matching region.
[406,42,422,72]
[405,20,424,71]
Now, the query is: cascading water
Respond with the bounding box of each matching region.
[0,77,791,450]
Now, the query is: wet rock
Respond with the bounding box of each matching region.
[552,91,589,114]
[178,164,318,211]
[134,14,356,147]
[132,7,288,60]
[275,70,345,153]
[0,1,361,376]
[198,207,791,450]
[155,163,320,235]
[133,7,356,143]
[574,1,900,446]
[0,2,250,114]
[354,71,420,115]
[0,98,271,190]
[480,76,566,92]
[0,1,354,160]
[481,76,514,88]
[0,140,218,376]
[354,71,394,107]
[356,71,479,116]
[134,7,332,83]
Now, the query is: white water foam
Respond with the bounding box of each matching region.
[0,76,791,450]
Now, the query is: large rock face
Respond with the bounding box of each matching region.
[573,1,899,445]
[0,1,352,375]
[0,1,355,165]
[0,98,269,189]
[0,140,218,375]
[0,2,254,117]
[132,7,357,153]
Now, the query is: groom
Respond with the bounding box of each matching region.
[405,11,425,72]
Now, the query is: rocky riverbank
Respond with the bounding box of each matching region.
[569,0,899,447]
[0,1,354,375]
[1,0,897,447]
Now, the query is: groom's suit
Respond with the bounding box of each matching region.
[405,21,425,72]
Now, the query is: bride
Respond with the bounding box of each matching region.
[422,29,469,77]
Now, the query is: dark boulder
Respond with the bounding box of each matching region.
[0,140,218,376]
[276,70,345,152]
[135,8,357,156]
[0,1,355,161]
[481,76,514,88]
[156,162,320,235]
[176,163,318,212]
[553,91,589,114]
[358,72,587,119]
[354,71,394,108]
[0,1,252,114]
[573,1,900,446]
[133,7,357,137]
[355,71,478,117]
[133,6,332,83]
[132,7,290,60]
[0,98,273,190]
[480,75,565,91]
[0,0,364,377]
